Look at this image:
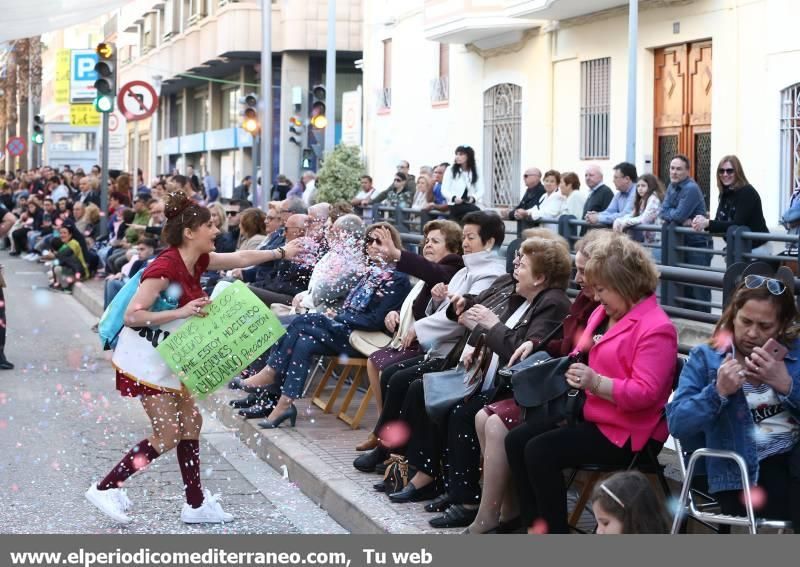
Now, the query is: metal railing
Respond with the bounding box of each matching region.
[373,204,800,328]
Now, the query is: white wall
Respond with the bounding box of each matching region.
[363,0,800,220]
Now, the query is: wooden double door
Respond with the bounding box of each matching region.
[654,41,713,207]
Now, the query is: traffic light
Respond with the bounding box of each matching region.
[93,42,116,113]
[32,115,45,145]
[240,93,259,134]
[288,115,304,146]
[310,85,327,129]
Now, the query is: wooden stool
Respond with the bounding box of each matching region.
[337,359,373,429]
[311,357,368,414]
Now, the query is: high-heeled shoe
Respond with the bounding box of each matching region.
[258,405,297,429]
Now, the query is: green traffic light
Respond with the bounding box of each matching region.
[94,94,113,113]
[32,132,44,145]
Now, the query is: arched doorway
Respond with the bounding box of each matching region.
[483,83,522,207]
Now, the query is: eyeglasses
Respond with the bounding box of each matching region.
[718,168,735,175]
[744,274,787,295]
[365,235,382,246]
[225,210,238,216]
[394,178,403,183]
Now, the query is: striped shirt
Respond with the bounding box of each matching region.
[743,381,799,461]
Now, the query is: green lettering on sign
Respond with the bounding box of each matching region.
[156,280,285,399]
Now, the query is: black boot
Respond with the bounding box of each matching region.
[0,354,13,370]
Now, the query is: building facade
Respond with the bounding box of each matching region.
[114,0,363,197]
[362,0,800,226]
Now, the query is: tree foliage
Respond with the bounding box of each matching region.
[315,145,365,204]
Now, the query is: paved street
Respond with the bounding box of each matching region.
[0,254,346,534]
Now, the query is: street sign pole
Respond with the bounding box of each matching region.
[260,0,272,210]
[252,134,260,205]
[324,0,336,154]
[99,111,110,240]
[133,120,140,190]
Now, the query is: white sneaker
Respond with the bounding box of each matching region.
[116,488,133,512]
[85,483,131,524]
[24,253,38,262]
[180,490,234,524]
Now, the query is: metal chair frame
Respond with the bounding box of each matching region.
[671,443,792,534]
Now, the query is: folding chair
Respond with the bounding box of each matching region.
[671,446,792,534]
[337,359,374,429]
[566,356,685,532]
[311,356,369,414]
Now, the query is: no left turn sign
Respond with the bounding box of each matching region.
[117,80,159,121]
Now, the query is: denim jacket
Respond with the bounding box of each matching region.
[666,341,800,493]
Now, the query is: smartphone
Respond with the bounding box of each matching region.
[763,338,788,361]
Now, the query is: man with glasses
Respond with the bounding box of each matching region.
[395,160,416,193]
[660,154,712,312]
[500,167,544,225]
[234,198,307,283]
[371,171,413,207]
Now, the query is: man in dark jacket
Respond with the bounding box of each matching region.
[581,165,614,235]
[504,167,544,222]
[247,213,311,305]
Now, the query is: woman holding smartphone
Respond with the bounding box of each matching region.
[667,268,800,527]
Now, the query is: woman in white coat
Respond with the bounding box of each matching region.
[442,145,484,222]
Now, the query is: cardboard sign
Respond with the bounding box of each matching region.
[156,281,285,399]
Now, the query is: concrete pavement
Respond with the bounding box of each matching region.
[0,254,344,534]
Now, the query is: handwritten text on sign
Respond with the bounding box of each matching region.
[156,281,285,399]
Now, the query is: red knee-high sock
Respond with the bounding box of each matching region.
[98,438,160,490]
[177,439,204,508]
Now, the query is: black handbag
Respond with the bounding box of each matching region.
[423,335,490,425]
[493,322,565,401]
[508,348,586,427]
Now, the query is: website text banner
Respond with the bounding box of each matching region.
[0,534,791,567]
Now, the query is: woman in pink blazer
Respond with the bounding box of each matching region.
[506,232,677,533]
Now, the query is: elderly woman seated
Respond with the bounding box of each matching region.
[388,235,571,529]
[506,232,677,534]
[464,230,604,534]
[667,266,800,527]
[352,211,507,472]
[240,222,412,429]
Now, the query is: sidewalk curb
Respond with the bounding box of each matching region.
[198,394,424,534]
[70,280,422,534]
[73,281,104,318]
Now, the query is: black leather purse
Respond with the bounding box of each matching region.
[505,336,587,426]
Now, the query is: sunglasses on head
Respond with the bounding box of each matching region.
[718,168,735,175]
[744,274,787,296]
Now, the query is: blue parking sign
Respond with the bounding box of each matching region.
[70,49,99,103]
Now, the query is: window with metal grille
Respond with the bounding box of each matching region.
[580,57,611,160]
[780,83,800,214]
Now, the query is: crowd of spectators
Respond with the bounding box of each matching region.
[2,149,798,535]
